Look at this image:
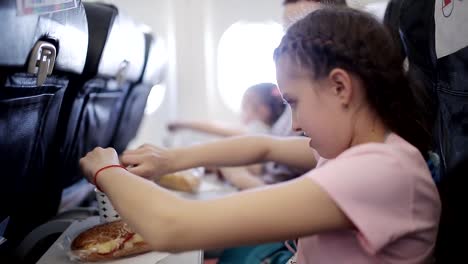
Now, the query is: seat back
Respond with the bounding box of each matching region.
[0,0,88,257]
[111,32,167,153]
[1,1,162,262]
[55,2,146,187]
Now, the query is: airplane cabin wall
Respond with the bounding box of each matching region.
[107,0,283,147]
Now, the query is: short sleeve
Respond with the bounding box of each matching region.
[307,147,414,254]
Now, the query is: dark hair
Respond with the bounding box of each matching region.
[274,7,433,157]
[283,0,347,6]
[244,83,285,126]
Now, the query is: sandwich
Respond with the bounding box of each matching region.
[70,220,151,262]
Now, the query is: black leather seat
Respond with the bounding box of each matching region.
[111,31,167,153]
[54,2,147,188]
[1,1,164,262]
[0,0,88,259]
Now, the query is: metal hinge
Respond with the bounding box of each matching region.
[27,41,57,86]
[116,60,129,86]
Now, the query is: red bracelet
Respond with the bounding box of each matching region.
[93,165,127,192]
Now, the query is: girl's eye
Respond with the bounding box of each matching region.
[283,99,297,107]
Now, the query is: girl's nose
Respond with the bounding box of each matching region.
[291,116,302,133]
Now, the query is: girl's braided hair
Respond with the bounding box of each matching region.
[274,7,433,157]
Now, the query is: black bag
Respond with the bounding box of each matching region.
[54,2,148,187]
[399,0,468,178]
[396,1,468,262]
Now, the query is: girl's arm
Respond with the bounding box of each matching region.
[168,121,245,137]
[121,135,316,180]
[80,148,350,253]
[219,166,266,190]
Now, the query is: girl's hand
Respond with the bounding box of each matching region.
[120,144,173,180]
[79,147,120,182]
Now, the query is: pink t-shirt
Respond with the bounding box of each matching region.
[297,133,441,264]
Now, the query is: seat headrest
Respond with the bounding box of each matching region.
[141,33,168,85]
[0,0,88,74]
[83,2,146,83]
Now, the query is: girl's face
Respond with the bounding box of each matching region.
[276,55,353,159]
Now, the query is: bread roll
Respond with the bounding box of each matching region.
[157,171,201,193]
[71,220,151,262]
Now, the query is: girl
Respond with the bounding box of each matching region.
[80,8,440,263]
[167,82,285,137]
[168,83,288,190]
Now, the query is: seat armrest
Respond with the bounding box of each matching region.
[15,219,73,261]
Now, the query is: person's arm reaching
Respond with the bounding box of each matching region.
[80,147,350,253]
[219,166,266,190]
[120,135,316,180]
[168,121,245,137]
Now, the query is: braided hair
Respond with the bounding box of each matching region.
[274,7,433,157]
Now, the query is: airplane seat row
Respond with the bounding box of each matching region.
[111,27,168,154]
[0,0,88,258]
[0,0,166,262]
[56,2,148,189]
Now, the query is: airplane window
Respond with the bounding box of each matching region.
[218,21,284,112]
[144,36,168,115]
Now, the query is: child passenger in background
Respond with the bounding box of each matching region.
[168,83,301,190]
[80,7,440,264]
[168,82,285,137]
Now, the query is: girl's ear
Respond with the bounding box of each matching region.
[328,68,353,108]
